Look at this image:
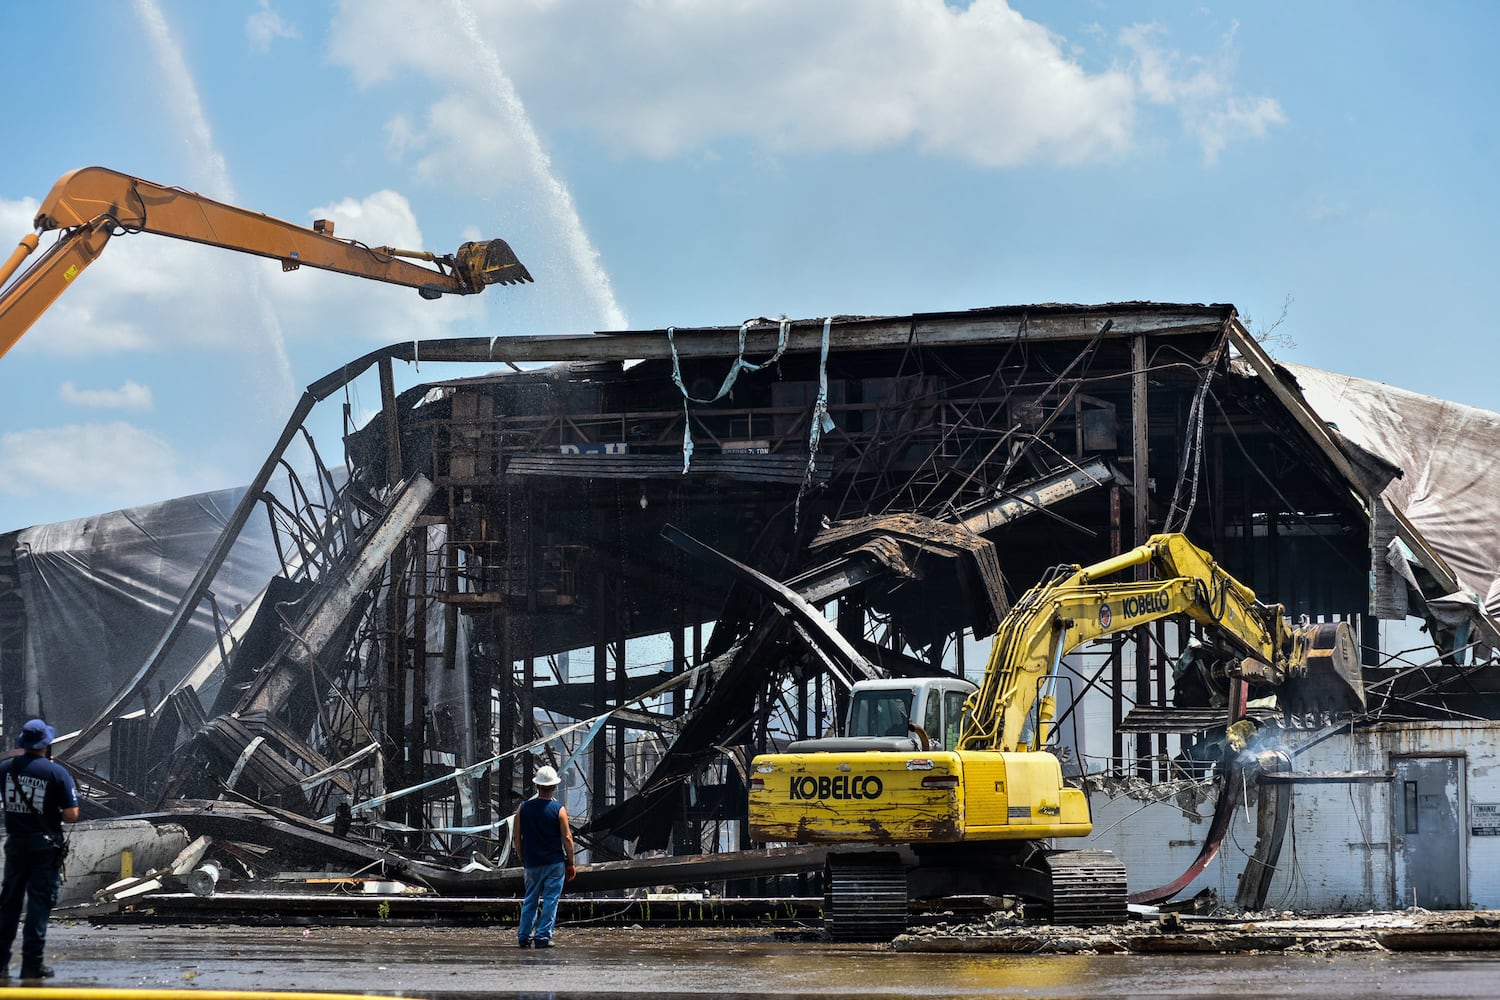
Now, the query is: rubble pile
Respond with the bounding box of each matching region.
[896,908,1500,954]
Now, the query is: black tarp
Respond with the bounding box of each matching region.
[7,487,280,737]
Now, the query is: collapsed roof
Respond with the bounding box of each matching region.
[0,302,1495,874]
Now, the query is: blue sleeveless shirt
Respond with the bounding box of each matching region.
[519,797,566,867]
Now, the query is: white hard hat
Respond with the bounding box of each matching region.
[534,765,562,787]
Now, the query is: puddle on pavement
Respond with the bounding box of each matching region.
[42,923,1500,998]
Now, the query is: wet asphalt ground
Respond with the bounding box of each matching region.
[27,921,1500,998]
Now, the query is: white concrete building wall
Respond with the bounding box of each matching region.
[1077,721,1500,913]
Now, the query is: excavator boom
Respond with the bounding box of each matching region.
[958,532,1364,753]
[0,166,532,359]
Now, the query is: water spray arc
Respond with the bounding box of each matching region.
[449,0,628,331]
[133,0,297,404]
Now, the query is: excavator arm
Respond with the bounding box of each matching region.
[957,533,1364,753]
[0,165,533,359]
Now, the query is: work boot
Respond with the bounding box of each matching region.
[534,939,553,949]
[20,964,53,980]
[517,938,532,948]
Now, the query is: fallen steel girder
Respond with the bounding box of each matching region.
[235,473,436,714]
[58,382,404,765]
[662,523,881,688]
[805,512,1009,646]
[952,457,1119,537]
[130,801,835,897]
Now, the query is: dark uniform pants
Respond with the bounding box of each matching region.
[0,834,63,972]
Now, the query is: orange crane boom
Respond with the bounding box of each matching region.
[0,166,532,359]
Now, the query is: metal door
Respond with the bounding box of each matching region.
[1393,755,1466,909]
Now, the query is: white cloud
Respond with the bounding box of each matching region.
[1306,194,1351,224]
[329,0,1282,172]
[59,380,154,410]
[1121,23,1222,105]
[312,189,425,249]
[402,95,534,187]
[332,0,629,332]
[384,113,418,160]
[1194,96,1287,164]
[246,0,300,53]
[333,0,1135,168]
[0,422,207,502]
[1119,20,1285,163]
[0,196,37,235]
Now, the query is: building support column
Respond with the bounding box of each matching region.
[1132,335,1152,779]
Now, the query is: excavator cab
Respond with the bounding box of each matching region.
[785,676,979,754]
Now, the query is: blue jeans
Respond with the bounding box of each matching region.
[518,862,566,943]
[0,834,63,973]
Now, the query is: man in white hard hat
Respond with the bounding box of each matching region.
[513,764,575,948]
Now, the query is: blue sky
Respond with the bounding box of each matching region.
[1,0,1495,532]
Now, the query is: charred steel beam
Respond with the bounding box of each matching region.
[1235,750,1292,911]
[791,461,1116,615]
[660,524,880,687]
[504,452,830,484]
[308,306,1232,390]
[237,474,437,714]
[808,512,1009,640]
[954,458,1118,536]
[790,536,912,607]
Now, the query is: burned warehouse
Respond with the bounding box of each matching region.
[1,301,1497,930]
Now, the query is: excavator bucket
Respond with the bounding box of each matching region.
[455,238,534,288]
[1281,620,1366,720]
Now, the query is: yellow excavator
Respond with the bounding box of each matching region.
[0,165,532,359]
[747,532,1365,939]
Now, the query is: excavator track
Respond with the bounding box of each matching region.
[823,854,909,942]
[1043,849,1129,925]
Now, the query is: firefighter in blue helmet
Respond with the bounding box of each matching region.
[513,765,576,948]
[0,719,79,981]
